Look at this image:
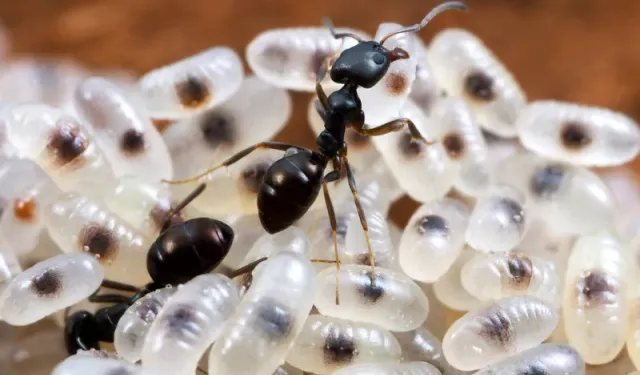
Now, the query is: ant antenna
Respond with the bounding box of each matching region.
[160,183,206,233]
[379,1,467,45]
[322,17,364,42]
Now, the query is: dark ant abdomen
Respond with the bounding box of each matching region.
[258,150,327,233]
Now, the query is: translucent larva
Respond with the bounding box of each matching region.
[465,184,527,253]
[360,23,417,124]
[433,246,481,312]
[0,249,22,294]
[563,231,627,365]
[164,75,291,180]
[137,47,244,119]
[628,287,640,370]
[246,27,369,91]
[52,355,158,375]
[516,100,640,167]
[2,103,115,195]
[428,28,527,138]
[0,253,103,326]
[472,343,585,375]
[442,296,558,371]
[496,151,615,235]
[330,361,442,375]
[393,327,464,375]
[114,287,176,363]
[315,264,429,332]
[399,198,470,283]
[460,252,561,307]
[344,208,398,270]
[287,315,401,374]
[409,36,441,116]
[141,274,240,375]
[74,77,173,181]
[208,251,316,375]
[219,213,267,270]
[372,99,456,204]
[44,192,150,286]
[430,97,492,196]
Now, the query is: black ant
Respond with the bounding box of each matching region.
[64,184,235,355]
[162,1,467,303]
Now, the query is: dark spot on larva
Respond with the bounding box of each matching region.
[507,253,533,290]
[106,367,131,375]
[560,122,592,150]
[385,72,409,96]
[356,271,385,304]
[77,224,118,262]
[443,132,465,159]
[499,198,525,228]
[417,214,448,236]
[254,297,294,340]
[353,253,384,267]
[464,71,495,101]
[325,215,349,243]
[148,200,184,232]
[175,75,211,109]
[46,118,88,167]
[134,297,165,324]
[323,331,358,365]
[119,129,146,156]
[151,118,174,133]
[577,270,619,307]
[398,132,426,159]
[165,304,198,333]
[30,269,62,297]
[13,196,37,223]
[200,110,236,148]
[345,128,370,150]
[530,164,566,197]
[479,310,513,347]
[241,162,271,194]
[262,45,290,73]
[518,364,549,375]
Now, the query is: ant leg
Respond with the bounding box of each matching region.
[322,170,342,305]
[88,294,132,304]
[162,141,305,185]
[316,83,329,111]
[314,99,326,121]
[353,118,436,145]
[160,183,206,232]
[226,257,268,279]
[100,279,139,293]
[197,366,209,375]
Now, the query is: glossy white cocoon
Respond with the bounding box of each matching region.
[246,27,369,91]
[399,198,469,283]
[330,361,442,375]
[428,29,526,137]
[516,100,640,167]
[0,253,102,325]
[74,77,173,181]
[137,47,244,119]
[442,296,558,371]
[208,251,316,375]
[433,246,481,312]
[472,343,585,375]
[52,355,159,375]
[315,264,429,332]
[563,232,627,365]
[393,327,464,375]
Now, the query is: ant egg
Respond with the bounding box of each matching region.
[74,77,173,182]
[442,295,558,371]
[428,29,527,138]
[515,100,640,167]
[360,23,417,123]
[472,343,585,375]
[246,27,369,92]
[331,361,442,375]
[372,99,456,204]
[433,245,481,312]
[164,75,291,180]
[52,355,158,375]
[393,327,464,375]
[137,47,244,119]
[315,264,429,332]
[563,231,627,365]
[142,274,240,375]
[208,251,315,375]
[2,103,116,195]
[399,197,470,283]
[465,184,527,253]
[409,36,441,116]
[114,287,176,363]
[44,192,150,286]
[430,97,492,196]
[286,315,401,374]
[460,252,561,307]
[0,252,103,326]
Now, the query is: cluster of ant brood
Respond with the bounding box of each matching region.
[0,1,638,375]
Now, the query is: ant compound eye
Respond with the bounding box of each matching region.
[372,53,385,65]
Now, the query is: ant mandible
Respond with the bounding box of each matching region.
[162,1,467,303]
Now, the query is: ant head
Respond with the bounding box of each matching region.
[330,41,410,88]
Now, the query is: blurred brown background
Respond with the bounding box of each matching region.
[1,0,639,226]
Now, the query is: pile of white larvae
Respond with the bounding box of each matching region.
[0,13,639,375]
